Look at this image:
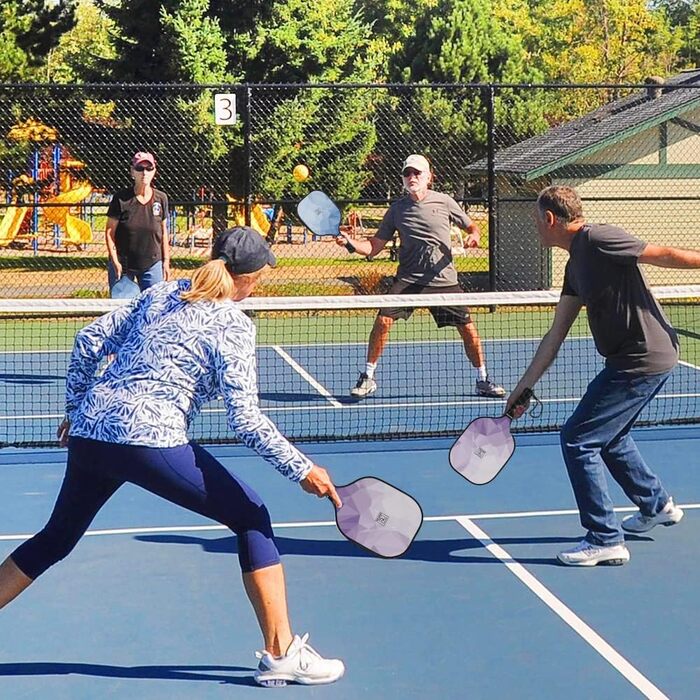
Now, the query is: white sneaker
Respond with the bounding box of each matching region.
[350,372,377,399]
[254,633,345,687]
[622,498,684,533]
[557,539,630,567]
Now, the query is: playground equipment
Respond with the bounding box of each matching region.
[0,207,29,248]
[226,196,271,236]
[4,125,93,251]
[41,183,93,246]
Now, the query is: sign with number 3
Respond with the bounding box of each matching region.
[214,94,237,125]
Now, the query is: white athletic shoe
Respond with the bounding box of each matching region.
[254,633,345,687]
[622,498,684,533]
[557,539,630,567]
[350,372,377,399]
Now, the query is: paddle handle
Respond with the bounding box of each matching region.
[505,387,534,420]
[339,231,356,254]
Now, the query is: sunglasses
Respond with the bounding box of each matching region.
[402,168,422,177]
[133,164,155,172]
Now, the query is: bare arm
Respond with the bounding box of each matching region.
[335,234,388,257]
[105,218,120,271]
[161,220,171,280]
[638,244,700,268]
[506,294,583,413]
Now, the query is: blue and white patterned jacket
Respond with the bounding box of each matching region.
[66,280,314,481]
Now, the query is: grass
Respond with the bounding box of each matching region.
[0,253,488,272]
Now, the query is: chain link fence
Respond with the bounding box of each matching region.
[2,80,700,298]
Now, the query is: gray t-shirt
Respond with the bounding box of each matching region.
[562,223,678,374]
[376,190,472,287]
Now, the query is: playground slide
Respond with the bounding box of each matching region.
[249,204,272,236]
[226,196,271,236]
[42,183,93,245]
[65,214,92,245]
[0,207,29,247]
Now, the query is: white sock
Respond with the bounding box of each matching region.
[365,362,377,379]
[476,366,487,382]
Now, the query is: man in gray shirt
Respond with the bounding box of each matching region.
[337,154,505,400]
[507,185,698,567]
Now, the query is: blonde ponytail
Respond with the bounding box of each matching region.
[180,259,235,303]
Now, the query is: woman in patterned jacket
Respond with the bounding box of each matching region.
[0,227,345,688]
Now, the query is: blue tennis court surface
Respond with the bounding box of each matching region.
[0,431,698,699]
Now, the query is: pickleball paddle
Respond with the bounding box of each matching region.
[449,388,534,485]
[297,191,357,253]
[332,477,422,558]
[111,275,140,299]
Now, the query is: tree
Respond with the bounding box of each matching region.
[239,0,382,202]
[48,0,117,83]
[95,0,176,82]
[368,0,547,196]
[0,2,31,82]
[0,0,78,81]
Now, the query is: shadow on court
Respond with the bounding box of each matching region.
[135,532,650,565]
[0,662,257,685]
[0,372,64,385]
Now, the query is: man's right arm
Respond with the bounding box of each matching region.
[506,294,583,412]
[638,244,700,268]
[336,206,393,257]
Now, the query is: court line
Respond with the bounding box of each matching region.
[3,388,700,421]
[1,503,697,542]
[271,345,343,408]
[455,516,669,700]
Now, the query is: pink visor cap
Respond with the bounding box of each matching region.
[132,151,156,168]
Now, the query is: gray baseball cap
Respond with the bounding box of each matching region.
[213,227,277,274]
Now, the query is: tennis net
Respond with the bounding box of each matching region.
[2,288,699,448]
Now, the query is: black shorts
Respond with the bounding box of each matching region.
[378,280,471,327]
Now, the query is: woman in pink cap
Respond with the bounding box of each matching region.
[105,151,171,294]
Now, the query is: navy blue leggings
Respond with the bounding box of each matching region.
[12,437,280,579]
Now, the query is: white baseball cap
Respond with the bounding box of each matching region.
[402,154,431,174]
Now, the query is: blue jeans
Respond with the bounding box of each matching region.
[560,366,673,546]
[108,258,163,292]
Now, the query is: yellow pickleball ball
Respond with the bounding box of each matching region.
[293,164,309,182]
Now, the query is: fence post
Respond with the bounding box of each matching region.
[484,84,497,293]
[244,85,252,227]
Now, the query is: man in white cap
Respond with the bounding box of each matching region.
[337,153,505,399]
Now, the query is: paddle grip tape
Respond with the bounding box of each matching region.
[343,238,356,253]
[505,387,534,419]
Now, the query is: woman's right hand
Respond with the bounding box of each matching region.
[56,418,70,447]
[300,465,342,508]
[113,260,123,279]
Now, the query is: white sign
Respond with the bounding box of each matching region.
[214,93,237,125]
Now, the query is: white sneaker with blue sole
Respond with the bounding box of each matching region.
[254,633,345,687]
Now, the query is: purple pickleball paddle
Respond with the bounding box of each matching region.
[449,388,534,485]
[333,477,422,558]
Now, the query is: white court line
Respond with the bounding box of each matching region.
[2,389,700,421]
[679,359,700,372]
[1,503,698,543]
[271,345,343,408]
[455,516,670,700]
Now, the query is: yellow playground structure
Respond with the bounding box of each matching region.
[0,206,29,248]
[0,183,93,249]
[41,182,93,246]
[227,196,271,236]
